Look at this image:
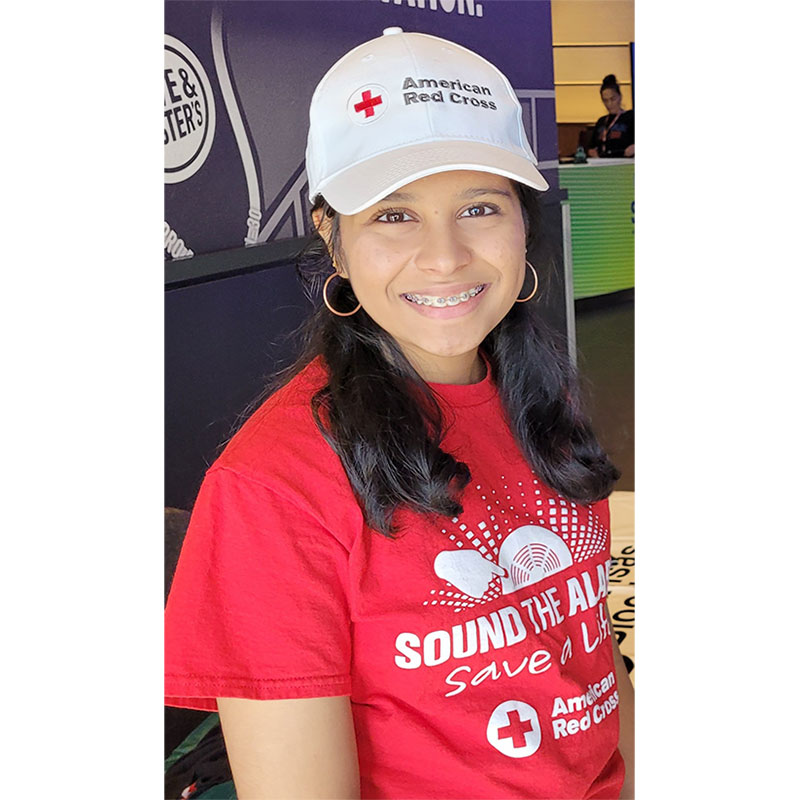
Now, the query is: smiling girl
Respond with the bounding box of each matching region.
[165,28,634,800]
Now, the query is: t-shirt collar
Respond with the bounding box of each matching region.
[426,351,497,408]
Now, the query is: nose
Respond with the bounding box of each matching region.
[413,218,472,277]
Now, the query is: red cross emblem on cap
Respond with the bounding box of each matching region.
[347,84,388,124]
[354,89,383,118]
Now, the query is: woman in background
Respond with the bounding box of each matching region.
[588,74,635,158]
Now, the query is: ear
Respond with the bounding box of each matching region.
[312,207,334,258]
[312,207,347,278]
[311,207,327,235]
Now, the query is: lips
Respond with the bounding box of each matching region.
[399,282,491,319]
[401,282,488,308]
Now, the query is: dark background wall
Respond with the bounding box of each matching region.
[165,261,309,511]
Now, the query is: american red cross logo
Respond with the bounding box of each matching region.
[354,90,383,118]
[487,700,541,758]
[496,709,535,748]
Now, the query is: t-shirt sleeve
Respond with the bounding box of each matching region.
[165,466,353,711]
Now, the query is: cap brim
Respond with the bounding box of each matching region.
[314,140,550,215]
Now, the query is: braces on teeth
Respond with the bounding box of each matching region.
[404,284,486,306]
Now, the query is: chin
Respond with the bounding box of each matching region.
[419,334,486,359]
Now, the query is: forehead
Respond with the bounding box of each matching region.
[378,170,515,204]
[601,88,619,98]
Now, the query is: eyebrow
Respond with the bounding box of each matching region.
[379,187,513,203]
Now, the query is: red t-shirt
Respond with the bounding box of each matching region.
[165,357,625,799]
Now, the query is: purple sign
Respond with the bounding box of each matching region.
[165,0,558,261]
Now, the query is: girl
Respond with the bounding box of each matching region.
[166,27,634,799]
[588,74,635,159]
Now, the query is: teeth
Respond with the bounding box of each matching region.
[404,284,485,307]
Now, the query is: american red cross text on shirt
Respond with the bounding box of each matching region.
[354,90,383,118]
[497,710,534,748]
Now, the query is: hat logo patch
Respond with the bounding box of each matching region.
[347,84,388,124]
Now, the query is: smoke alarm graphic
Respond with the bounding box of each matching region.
[497,526,573,594]
[434,525,573,598]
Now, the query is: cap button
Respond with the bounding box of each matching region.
[382,27,404,35]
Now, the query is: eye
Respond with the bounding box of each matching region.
[375,208,413,224]
[460,203,499,218]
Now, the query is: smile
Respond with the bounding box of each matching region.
[401,284,487,307]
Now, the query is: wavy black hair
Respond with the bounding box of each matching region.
[267,182,619,537]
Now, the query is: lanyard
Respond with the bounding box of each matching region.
[600,111,623,143]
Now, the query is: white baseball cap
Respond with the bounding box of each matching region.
[306,27,549,215]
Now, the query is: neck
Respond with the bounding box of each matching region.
[403,347,486,385]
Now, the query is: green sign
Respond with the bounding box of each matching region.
[558,162,635,299]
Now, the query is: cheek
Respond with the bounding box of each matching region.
[343,238,405,302]
[483,218,527,269]
[500,220,528,294]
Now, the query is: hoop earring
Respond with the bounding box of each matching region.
[323,272,361,317]
[516,261,539,303]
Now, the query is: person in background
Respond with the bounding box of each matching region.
[588,74,634,158]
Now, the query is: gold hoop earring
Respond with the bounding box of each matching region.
[516,261,539,303]
[323,272,361,317]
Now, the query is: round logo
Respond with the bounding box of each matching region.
[486,700,542,758]
[164,35,216,184]
[347,84,388,125]
[498,525,573,595]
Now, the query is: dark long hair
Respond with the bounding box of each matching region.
[268,183,619,537]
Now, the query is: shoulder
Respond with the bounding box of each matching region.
[209,357,362,536]
[217,357,328,467]
[621,109,634,121]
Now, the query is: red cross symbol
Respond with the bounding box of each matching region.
[354,90,383,118]
[496,710,534,749]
